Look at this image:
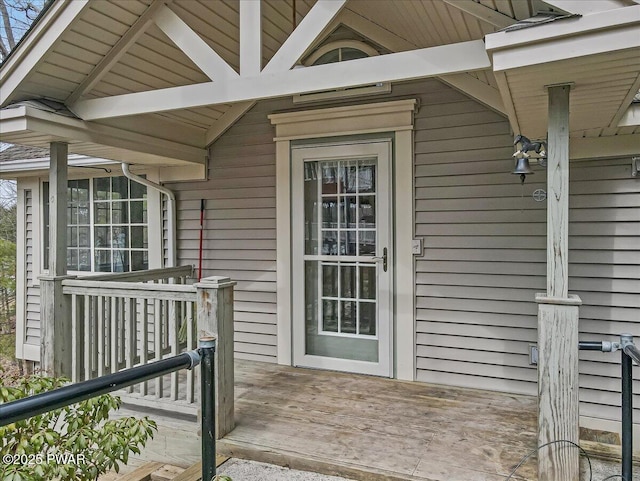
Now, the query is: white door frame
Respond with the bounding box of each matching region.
[270,99,417,381]
[291,141,393,376]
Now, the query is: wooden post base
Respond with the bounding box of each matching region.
[536,293,582,481]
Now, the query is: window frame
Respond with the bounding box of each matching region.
[40,171,161,276]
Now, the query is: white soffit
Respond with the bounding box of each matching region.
[485,5,640,138]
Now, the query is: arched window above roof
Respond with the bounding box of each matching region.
[304,40,379,66]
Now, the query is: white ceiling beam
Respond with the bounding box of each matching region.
[542,0,631,15]
[441,0,514,28]
[263,0,347,74]
[570,133,640,159]
[1,106,206,164]
[153,5,238,81]
[493,70,521,134]
[67,0,168,105]
[206,102,255,146]
[439,73,505,114]
[618,104,640,127]
[73,40,491,121]
[339,9,417,52]
[0,0,90,107]
[240,0,262,76]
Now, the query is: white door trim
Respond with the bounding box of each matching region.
[271,99,417,381]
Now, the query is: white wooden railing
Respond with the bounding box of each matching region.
[62,266,199,414]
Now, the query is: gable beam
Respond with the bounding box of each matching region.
[263,0,347,74]
[608,74,640,129]
[439,73,505,114]
[618,104,640,127]
[73,40,490,120]
[153,5,238,81]
[67,0,169,105]
[206,102,255,146]
[240,0,262,76]
[441,0,514,29]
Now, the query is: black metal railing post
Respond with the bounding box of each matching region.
[620,334,634,481]
[199,336,216,481]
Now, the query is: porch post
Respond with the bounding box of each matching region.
[537,84,581,481]
[195,276,236,439]
[41,142,73,376]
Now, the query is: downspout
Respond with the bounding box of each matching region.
[121,164,176,268]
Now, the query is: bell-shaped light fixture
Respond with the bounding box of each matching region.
[512,157,534,184]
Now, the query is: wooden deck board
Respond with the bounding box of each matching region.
[219,360,538,481]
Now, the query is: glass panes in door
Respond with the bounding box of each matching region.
[303,159,379,362]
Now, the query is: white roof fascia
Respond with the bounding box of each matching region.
[441,0,514,28]
[485,5,640,55]
[0,106,206,164]
[618,104,640,127]
[490,23,639,71]
[0,0,90,107]
[72,40,491,120]
[0,155,115,175]
[542,0,633,15]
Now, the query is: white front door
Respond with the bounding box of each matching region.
[292,141,392,377]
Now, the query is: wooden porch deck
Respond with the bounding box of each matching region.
[217,360,538,481]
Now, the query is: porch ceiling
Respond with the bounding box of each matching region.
[1,0,637,164]
[0,0,537,158]
[486,5,640,143]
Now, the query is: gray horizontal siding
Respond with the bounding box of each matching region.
[168,99,290,363]
[412,80,538,396]
[570,157,640,423]
[414,80,639,428]
[25,189,40,346]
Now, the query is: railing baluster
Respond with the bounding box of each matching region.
[71,293,79,383]
[125,298,135,393]
[170,299,179,400]
[110,297,117,375]
[84,295,91,381]
[154,298,163,398]
[141,299,148,396]
[119,297,126,369]
[186,301,195,404]
[97,295,105,377]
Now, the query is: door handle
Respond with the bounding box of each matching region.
[372,247,388,272]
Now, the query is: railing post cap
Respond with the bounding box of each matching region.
[199,336,217,349]
[194,276,236,289]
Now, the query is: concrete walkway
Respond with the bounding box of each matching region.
[219,459,352,481]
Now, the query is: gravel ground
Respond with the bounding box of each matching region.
[217,459,353,481]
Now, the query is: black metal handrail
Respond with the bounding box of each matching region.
[0,337,218,480]
[579,334,638,481]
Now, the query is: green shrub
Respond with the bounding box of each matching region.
[0,375,157,480]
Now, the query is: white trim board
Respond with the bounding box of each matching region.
[270,99,417,381]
